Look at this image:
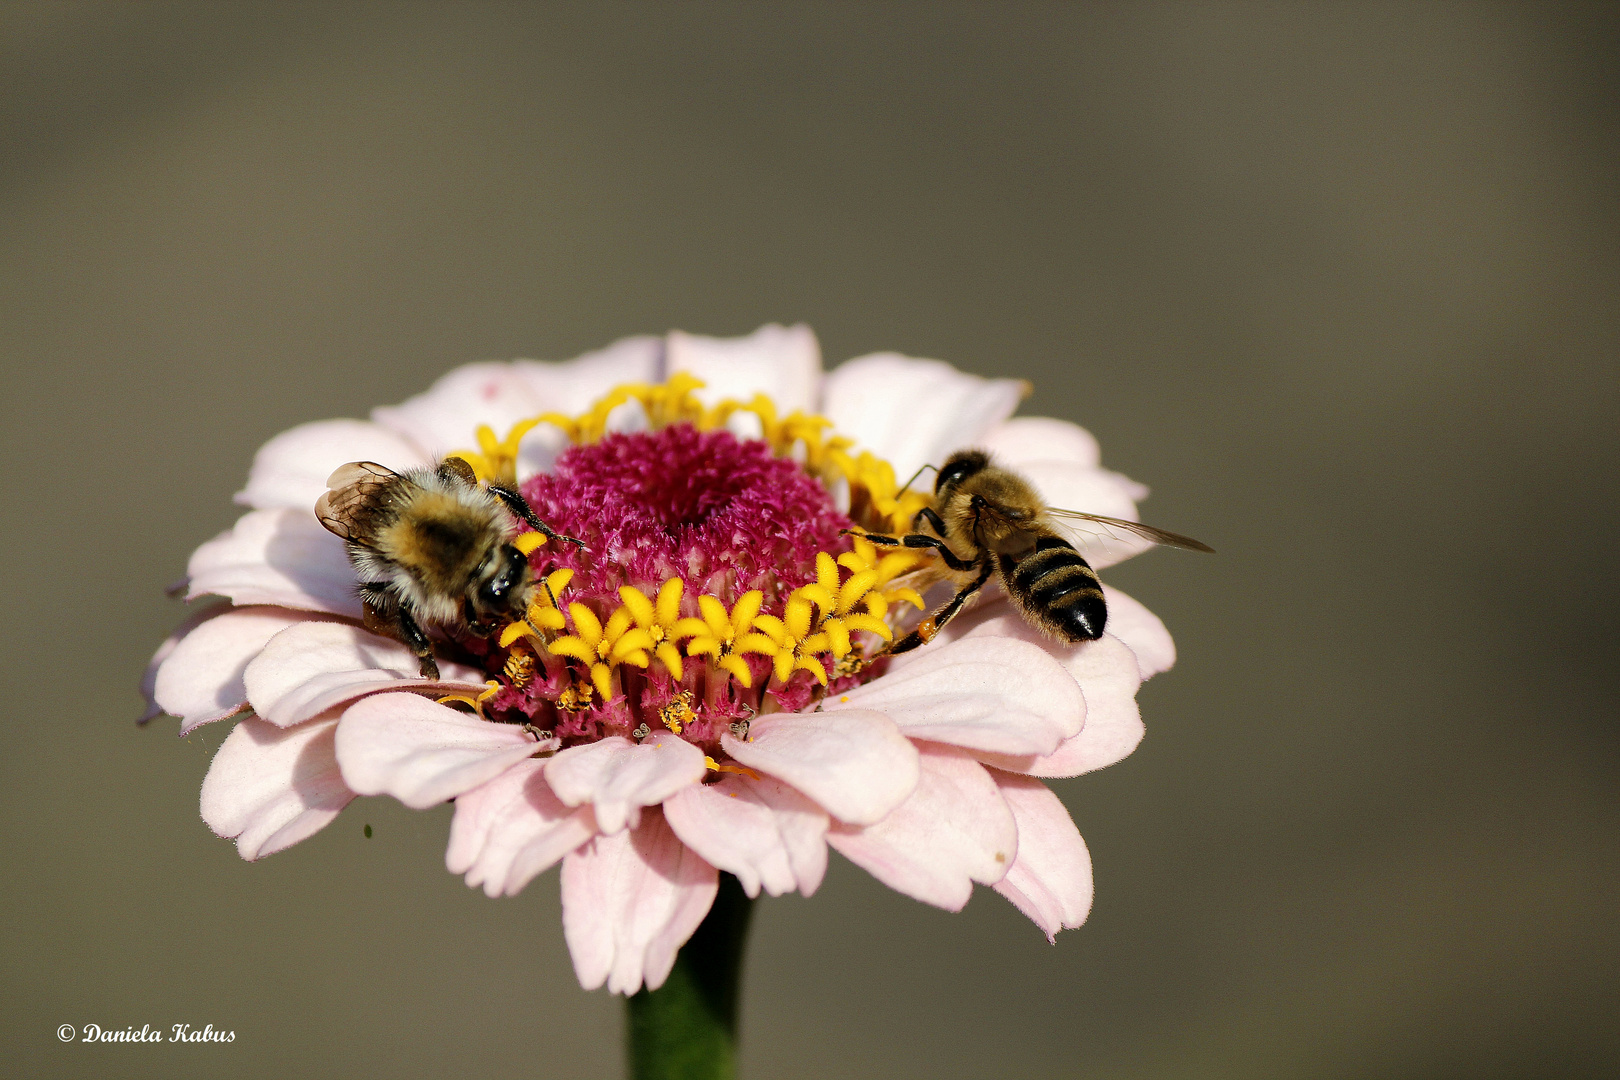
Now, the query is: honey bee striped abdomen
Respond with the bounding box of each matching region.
[998,534,1107,641]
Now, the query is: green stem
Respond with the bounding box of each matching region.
[625,872,755,1080]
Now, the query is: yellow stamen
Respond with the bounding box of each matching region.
[619,580,689,680]
[550,602,654,701]
[753,595,832,685]
[498,568,574,648]
[677,590,777,689]
[556,682,595,712]
[503,650,536,690]
[457,378,967,714]
[436,680,502,718]
[660,690,697,735]
[703,756,762,781]
[447,417,549,485]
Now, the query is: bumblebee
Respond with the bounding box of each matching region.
[315,456,582,679]
[861,449,1211,655]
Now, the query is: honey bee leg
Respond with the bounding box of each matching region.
[488,484,588,550]
[913,506,949,536]
[393,605,440,680]
[858,530,979,572]
[883,560,994,657]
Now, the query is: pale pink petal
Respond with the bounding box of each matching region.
[988,770,1094,941]
[906,580,1171,703]
[980,416,1101,469]
[721,710,919,827]
[200,716,354,861]
[543,732,707,835]
[836,635,1082,757]
[666,324,822,413]
[561,809,718,994]
[446,760,597,897]
[1015,460,1152,569]
[920,605,1145,776]
[243,620,484,728]
[140,600,229,724]
[508,337,667,477]
[155,607,328,734]
[967,629,1145,778]
[510,335,666,415]
[235,419,430,511]
[369,361,555,460]
[1101,584,1176,679]
[820,352,1027,484]
[664,773,829,898]
[186,509,361,617]
[827,744,1017,911]
[371,337,663,462]
[334,693,542,809]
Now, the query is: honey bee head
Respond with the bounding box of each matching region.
[934,450,992,499]
[937,450,1043,557]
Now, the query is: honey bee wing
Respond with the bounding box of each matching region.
[314,461,401,543]
[1046,509,1215,553]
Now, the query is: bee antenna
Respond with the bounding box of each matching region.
[900,463,938,493]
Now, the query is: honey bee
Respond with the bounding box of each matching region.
[860,449,1212,656]
[315,456,583,679]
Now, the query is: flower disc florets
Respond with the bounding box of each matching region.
[526,425,851,606]
[491,423,858,746]
[455,376,930,759]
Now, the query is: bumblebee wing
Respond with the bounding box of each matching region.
[1046,509,1215,553]
[326,460,399,490]
[314,461,401,543]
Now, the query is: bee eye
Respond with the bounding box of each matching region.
[477,575,510,608]
[936,464,972,494]
[477,546,526,608]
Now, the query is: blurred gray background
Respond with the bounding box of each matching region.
[2,3,1616,1077]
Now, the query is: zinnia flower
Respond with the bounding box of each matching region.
[143,324,1178,995]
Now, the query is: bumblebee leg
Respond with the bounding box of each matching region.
[358,586,396,639]
[488,483,587,550]
[847,528,978,572]
[360,584,442,679]
[882,560,994,657]
[395,604,440,680]
[461,597,494,637]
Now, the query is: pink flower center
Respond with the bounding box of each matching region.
[476,424,862,752]
[523,425,852,610]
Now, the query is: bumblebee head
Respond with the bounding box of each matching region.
[466,542,534,631]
